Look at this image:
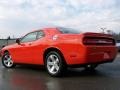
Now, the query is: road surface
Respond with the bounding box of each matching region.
[0,54,120,90]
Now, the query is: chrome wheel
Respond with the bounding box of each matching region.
[45,51,66,76]
[2,53,15,68]
[47,54,60,74]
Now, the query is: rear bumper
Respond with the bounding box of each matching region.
[85,46,117,63]
[68,59,114,68]
[66,46,117,65]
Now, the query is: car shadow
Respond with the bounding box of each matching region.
[59,68,104,78]
[12,65,106,78]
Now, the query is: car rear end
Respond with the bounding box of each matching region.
[80,32,117,64]
[56,27,117,65]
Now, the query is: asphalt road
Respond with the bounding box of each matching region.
[0,54,120,90]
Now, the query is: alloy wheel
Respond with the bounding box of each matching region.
[2,53,14,68]
[47,54,60,74]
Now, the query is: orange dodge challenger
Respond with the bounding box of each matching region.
[0,27,117,76]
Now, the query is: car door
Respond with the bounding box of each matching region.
[30,31,45,64]
[13,31,38,64]
[21,31,45,64]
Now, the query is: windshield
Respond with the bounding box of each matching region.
[58,27,81,34]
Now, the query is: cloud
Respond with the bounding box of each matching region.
[0,0,120,38]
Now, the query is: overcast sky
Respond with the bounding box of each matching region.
[0,0,120,38]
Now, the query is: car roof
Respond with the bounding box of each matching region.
[30,27,58,32]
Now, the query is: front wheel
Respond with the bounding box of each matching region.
[45,51,66,77]
[2,52,16,68]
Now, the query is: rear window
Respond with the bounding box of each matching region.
[58,27,81,34]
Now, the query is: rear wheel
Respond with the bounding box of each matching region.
[2,52,16,68]
[45,51,66,77]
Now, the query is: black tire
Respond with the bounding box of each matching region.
[84,64,98,71]
[45,51,66,77]
[2,52,16,68]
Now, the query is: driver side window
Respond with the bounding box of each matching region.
[21,32,37,43]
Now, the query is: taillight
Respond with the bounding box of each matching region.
[83,37,115,45]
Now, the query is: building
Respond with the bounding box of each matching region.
[0,39,16,49]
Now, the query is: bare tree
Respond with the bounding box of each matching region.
[7,36,11,40]
[101,28,106,33]
[107,30,113,35]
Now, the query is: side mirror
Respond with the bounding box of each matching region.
[16,39,20,45]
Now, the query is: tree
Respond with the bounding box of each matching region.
[7,36,11,40]
[100,28,106,33]
[107,30,113,35]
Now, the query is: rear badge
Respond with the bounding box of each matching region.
[98,40,107,43]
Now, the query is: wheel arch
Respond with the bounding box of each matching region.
[4,50,9,54]
[43,47,67,65]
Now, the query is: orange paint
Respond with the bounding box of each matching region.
[1,27,117,66]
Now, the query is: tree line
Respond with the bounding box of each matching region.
[113,33,120,41]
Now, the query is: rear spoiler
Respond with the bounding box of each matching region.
[83,32,113,38]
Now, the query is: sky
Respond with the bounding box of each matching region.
[0,0,120,38]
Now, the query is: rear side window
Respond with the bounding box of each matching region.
[58,27,81,34]
[37,31,45,39]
